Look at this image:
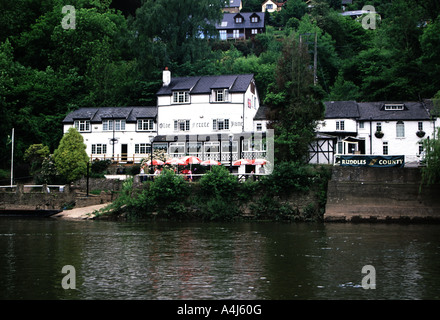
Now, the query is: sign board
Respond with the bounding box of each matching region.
[335,155,405,168]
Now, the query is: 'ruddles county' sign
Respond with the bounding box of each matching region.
[335,155,405,168]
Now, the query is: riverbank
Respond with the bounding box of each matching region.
[52,203,110,220]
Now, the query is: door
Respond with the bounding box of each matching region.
[121,144,128,162]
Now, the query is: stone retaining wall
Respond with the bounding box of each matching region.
[325,167,440,222]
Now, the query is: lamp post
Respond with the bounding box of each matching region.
[229,133,234,173]
[149,136,154,174]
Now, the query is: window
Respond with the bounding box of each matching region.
[419,143,424,155]
[337,141,343,154]
[256,123,262,131]
[235,17,243,23]
[242,138,265,152]
[137,119,154,131]
[383,142,388,155]
[174,120,190,131]
[384,104,404,111]
[233,29,240,38]
[251,29,258,35]
[336,120,345,131]
[251,16,259,23]
[213,89,229,102]
[213,119,229,131]
[204,142,220,160]
[219,30,227,40]
[173,91,190,103]
[103,119,125,131]
[221,141,238,153]
[359,121,364,129]
[266,4,273,10]
[396,121,405,138]
[169,142,185,157]
[376,122,382,132]
[115,120,125,131]
[187,142,202,156]
[92,144,107,154]
[74,120,90,132]
[135,143,151,154]
[418,122,423,131]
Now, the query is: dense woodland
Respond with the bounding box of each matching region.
[1,0,440,182]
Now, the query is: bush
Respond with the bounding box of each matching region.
[199,165,238,199]
[148,169,190,216]
[91,159,111,176]
[260,162,313,196]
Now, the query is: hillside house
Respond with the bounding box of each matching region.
[216,12,265,40]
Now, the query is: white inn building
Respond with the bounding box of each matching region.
[311,100,439,165]
[62,69,271,171]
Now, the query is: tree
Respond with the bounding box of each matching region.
[421,127,440,187]
[53,127,89,182]
[24,143,50,177]
[133,0,223,68]
[264,34,325,163]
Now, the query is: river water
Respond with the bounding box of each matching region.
[0,218,439,300]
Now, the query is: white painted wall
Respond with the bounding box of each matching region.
[63,122,157,162]
[157,84,259,136]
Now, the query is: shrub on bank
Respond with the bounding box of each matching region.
[98,163,331,222]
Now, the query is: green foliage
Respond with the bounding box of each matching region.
[148,169,189,216]
[421,127,440,186]
[199,165,238,199]
[260,162,314,196]
[53,127,89,182]
[24,143,50,179]
[197,165,240,220]
[90,159,111,177]
[265,33,325,163]
[35,154,62,184]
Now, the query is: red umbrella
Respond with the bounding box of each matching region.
[232,159,252,166]
[147,159,164,166]
[180,156,202,164]
[201,160,221,166]
[251,158,268,165]
[166,158,186,165]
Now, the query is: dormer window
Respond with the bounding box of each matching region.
[384,104,404,111]
[137,119,154,131]
[103,119,126,131]
[212,89,229,102]
[251,15,259,23]
[173,91,190,104]
[234,14,244,24]
[74,120,90,132]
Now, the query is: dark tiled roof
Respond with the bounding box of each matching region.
[358,102,431,121]
[254,105,268,120]
[216,12,265,30]
[157,74,255,96]
[324,101,359,119]
[324,101,434,121]
[62,106,157,123]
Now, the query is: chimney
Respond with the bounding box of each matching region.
[163,67,171,86]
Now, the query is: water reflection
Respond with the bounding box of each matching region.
[0,220,439,300]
